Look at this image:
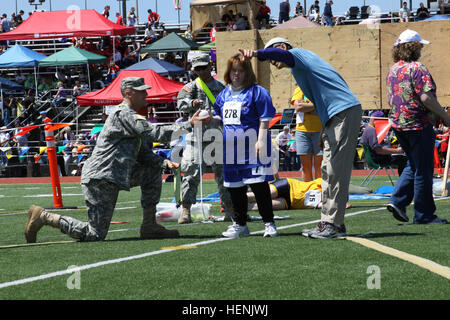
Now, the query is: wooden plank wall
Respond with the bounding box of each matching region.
[215,20,449,112]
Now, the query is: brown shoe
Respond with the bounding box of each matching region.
[140,224,180,239]
[178,207,192,224]
[24,205,45,243]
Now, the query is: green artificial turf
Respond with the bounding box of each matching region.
[0,176,449,300]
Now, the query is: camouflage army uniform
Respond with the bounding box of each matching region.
[58,102,191,241]
[177,78,232,211]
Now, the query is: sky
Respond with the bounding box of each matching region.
[2,0,426,25]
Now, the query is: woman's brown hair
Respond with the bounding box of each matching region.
[392,41,423,62]
[223,53,256,89]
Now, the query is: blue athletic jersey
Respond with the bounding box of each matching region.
[214,84,275,169]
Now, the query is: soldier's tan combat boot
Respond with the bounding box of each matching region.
[24,205,61,243]
[140,207,179,239]
[178,203,192,224]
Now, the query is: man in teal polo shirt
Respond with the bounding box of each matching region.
[240,37,362,238]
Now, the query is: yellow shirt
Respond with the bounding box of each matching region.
[291,87,322,133]
[288,178,322,209]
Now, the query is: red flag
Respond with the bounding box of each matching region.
[374,119,392,144]
[46,123,73,132]
[269,114,283,129]
[15,125,39,136]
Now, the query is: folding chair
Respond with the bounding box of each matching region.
[360,144,397,187]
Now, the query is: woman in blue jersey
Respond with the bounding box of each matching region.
[211,53,278,238]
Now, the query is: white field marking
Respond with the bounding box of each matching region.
[0,207,384,289]
[114,206,137,211]
[23,194,83,198]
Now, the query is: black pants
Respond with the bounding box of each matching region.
[227,182,274,226]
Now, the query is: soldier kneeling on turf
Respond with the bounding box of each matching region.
[24,77,210,242]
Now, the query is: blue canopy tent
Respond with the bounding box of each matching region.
[125,57,186,77]
[0,77,24,91]
[425,15,450,20]
[0,44,47,97]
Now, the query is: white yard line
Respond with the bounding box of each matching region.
[0,207,384,289]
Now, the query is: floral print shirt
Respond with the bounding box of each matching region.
[386,60,436,131]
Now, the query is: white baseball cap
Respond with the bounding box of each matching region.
[264,37,292,49]
[394,29,430,46]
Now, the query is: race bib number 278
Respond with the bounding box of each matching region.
[223,101,242,125]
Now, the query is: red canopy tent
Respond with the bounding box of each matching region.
[0,9,134,41]
[76,70,185,106]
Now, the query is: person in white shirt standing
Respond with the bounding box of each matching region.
[276,126,292,171]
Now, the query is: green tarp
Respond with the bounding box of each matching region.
[141,32,200,53]
[198,41,215,52]
[39,46,107,66]
[90,124,104,136]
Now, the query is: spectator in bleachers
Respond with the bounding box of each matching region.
[12,119,28,163]
[234,13,247,30]
[147,9,160,28]
[11,12,18,28]
[102,6,110,19]
[399,2,411,22]
[184,25,193,40]
[0,21,6,51]
[12,10,24,27]
[107,61,120,83]
[3,95,15,126]
[53,81,68,108]
[323,1,334,26]
[115,12,124,25]
[176,112,189,123]
[16,97,26,121]
[73,80,84,97]
[15,71,26,86]
[0,125,10,167]
[308,0,320,22]
[147,109,158,124]
[123,38,141,66]
[144,24,158,44]
[210,23,217,41]
[1,14,11,33]
[440,0,450,14]
[416,2,430,20]
[127,7,137,26]
[279,0,291,24]
[221,10,235,24]
[294,2,304,17]
[256,1,271,27]
[38,78,51,92]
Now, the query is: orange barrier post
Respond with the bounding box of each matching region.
[44,118,64,208]
[434,145,443,175]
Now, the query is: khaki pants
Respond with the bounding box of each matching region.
[320,105,362,226]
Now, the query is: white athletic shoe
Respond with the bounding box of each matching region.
[222,223,250,238]
[263,222,278,238]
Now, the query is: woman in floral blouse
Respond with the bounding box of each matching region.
[386,29,450,225]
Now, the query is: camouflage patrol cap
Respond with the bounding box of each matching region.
[192,53,210,68]
[121,77,151,91]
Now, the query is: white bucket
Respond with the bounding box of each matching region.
[156,202,212,222]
